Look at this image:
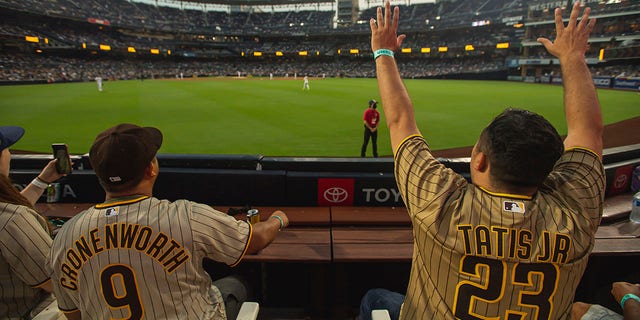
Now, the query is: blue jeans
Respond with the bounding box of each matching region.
[359,288,405,320]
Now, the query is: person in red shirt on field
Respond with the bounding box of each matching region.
[361,99,380,157]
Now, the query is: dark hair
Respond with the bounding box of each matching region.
[0,173,53,234]
[477,108,563,188]
[0,174,34,210]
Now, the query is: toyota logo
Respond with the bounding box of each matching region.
[614,174,627,189]
[323,187,349,203]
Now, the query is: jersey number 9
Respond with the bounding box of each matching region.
[101,265,144,320]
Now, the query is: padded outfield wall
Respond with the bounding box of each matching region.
[8,143,640,207]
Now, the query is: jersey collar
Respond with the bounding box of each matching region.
[95,195,150,209]
[476,185,533,200]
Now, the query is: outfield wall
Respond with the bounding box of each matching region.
[9,143,640,207]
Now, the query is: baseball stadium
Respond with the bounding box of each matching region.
[1,0,640,318]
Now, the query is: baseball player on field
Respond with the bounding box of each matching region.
[360,2,604,320]
[48,123,289,319]
[0,126,66,318]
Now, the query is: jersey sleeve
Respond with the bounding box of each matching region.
[394,135,468,220]
[0,205,52,288]
[541,147,606,230]
[189,202,251,266]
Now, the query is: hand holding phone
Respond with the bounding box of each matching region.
[52,143,72,174]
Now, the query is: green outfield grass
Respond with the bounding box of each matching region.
[1,77,638,157]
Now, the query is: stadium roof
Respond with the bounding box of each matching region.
[175,0,334,5]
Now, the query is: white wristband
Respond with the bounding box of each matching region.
[271,215,285,230]
[31,177,49,189]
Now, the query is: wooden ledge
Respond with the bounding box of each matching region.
[331,206,410,226]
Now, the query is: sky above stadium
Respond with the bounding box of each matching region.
[132,0,436,12]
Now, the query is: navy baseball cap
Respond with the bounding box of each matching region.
[90,123,162,186]
[0,126,25,151]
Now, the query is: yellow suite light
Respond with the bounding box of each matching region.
[128,47,136,53]
[401,48,412,53]
[350,49,359,54]
[465,45,475,51]
[299,51,308,56]
[150,48,160,54]
[276,51,283,56]
[253,51,263,56]
[99,44,111,51]
[438,46,448,52]
[599,48,604,61]
[496,42,509,49]
[421,48,431,53]
[25,36,39,43]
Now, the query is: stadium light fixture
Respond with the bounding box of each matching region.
[253,51,263,56]
[438,46,448,52]
[401,48,412,53]
[276,51,284,56]
[299,51,308,56]
[465,45,475,51]
[350,49,359,54]
[421,48,431,53]
[128,47,136,53]
[599,48,604,61]
[150,48,160,54]
[99,44,111,51]
[25,36,39,43]
[44,38,49,44]
[496,42,509,49]
[82,43,87,49]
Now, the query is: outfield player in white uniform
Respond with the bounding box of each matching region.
[360,2,604,319]
[0,126,66,318]
[48,123,289,320]
[302,75,310,90]
[95,76,103,92]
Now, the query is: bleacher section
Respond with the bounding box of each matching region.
[0,0,638,84]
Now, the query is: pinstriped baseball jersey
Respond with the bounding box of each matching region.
[0,202,52,318]
[48,196,251,319]
[394,135,605,320]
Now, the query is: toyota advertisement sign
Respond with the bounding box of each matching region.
[316,175,403,206]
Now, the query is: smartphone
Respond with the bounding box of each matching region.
[52,143,72,174]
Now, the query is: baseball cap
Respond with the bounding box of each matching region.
[90,123,162,186]
[369,99,377,106]
[0,126,25,151]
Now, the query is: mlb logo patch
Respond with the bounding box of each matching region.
[503,201,525,214]
[105,207,119,217]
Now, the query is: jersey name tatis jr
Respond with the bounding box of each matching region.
[457,225,572,264]
[59,222,191,290]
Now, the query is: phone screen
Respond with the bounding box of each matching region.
[52,143,72,174]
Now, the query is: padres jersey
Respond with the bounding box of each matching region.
[48,196,251,319]
[394,135,605,320]
[0,202,52,318]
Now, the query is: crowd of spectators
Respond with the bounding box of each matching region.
[0,51,515,82]
[0,0,638,84]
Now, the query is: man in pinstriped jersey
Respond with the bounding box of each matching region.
[360,1,604,319]
[48,123,289,320]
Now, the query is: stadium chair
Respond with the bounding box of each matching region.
[32,300,259,320]
[31,299,64,320]
[372,309,391,320]
[236,301,260,320]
